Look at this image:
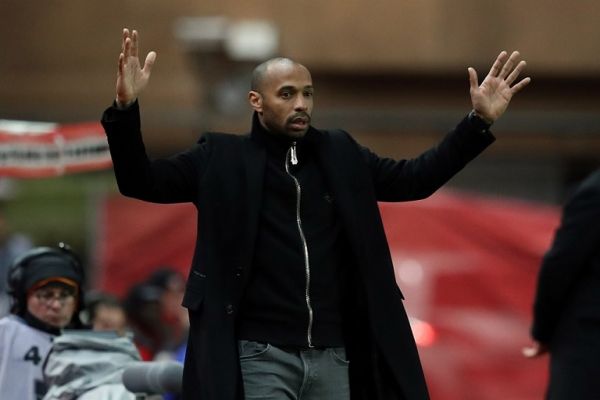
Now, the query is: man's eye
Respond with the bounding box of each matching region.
[280,92,291,99]
[304,91,313,97]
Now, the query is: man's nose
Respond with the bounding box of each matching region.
[294,96,308,111]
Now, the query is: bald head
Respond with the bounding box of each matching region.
[251,58,309,92]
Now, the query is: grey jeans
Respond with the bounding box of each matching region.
[238,340,350,400]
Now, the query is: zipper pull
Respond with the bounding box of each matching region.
[290,142,298,165]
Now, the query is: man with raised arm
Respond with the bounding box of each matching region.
[102,28,530,400]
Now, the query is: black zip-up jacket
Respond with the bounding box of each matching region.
[238,117,345,348]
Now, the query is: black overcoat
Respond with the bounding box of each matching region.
[102,103,494,400]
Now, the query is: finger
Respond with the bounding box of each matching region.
[488,50,508,77]
[142,51,157,75]
[505,60,526,86]
[131,30,139,58]
[468,67,479,91]
[117,52,124,76]
[498,51,520,79]
[510,76,531,94]
[121,28,129,54]
[123,37,132,59]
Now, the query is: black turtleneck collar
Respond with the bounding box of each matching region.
[23,311,62,336]
[250,112,320,156]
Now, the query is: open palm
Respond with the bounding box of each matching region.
[469,51,530,123]
[116,29,156,107]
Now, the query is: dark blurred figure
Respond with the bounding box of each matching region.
[0,205,33,317]
[146,267,188,357]
[81,291,129,336]
[0,243,85,400]
[146,268,188,400]
[123,282,165,361]
[524,168,600,399]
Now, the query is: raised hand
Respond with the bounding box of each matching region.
[115,28,157,107]
[468,51,530,123]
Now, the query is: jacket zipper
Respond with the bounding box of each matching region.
[285,141,314,348]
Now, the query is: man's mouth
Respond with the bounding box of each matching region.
[288,114,310,130]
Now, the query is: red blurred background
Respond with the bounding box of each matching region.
[96,189,558,400]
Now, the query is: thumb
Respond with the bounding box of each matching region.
[142,51,157,75]
[522,341,548,358]
[522,345,538,358]
[468,67,479,91]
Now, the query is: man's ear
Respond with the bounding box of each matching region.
[248,91,262,113]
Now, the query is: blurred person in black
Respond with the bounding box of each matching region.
[144,271,187,400]
[523,168,600,399]
[123,282,165,361]
[0,243,84,400]
[0,202,33,317]
[123,269,188,362]
[102,28,530,400]
[145,267,188,356]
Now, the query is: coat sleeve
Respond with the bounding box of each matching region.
[359,113,495,201]
[531,171,600,343]
[101,101,210,204]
